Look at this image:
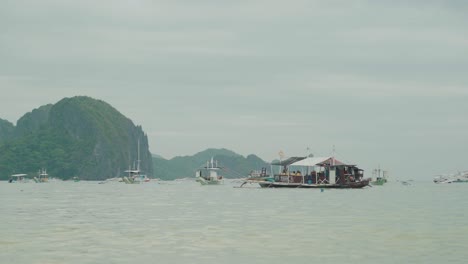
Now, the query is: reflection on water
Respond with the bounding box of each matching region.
[1,180,467,264]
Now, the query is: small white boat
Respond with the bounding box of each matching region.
[122,139,150,184]
[34,168,49,183]
[122,168,150,184]
[195,157,224,185]
[9,174,29,183]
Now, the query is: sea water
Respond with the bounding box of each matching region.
[1,180,467,264]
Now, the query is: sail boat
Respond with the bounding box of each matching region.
[122,139,150,184]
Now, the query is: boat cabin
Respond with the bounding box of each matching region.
[35,168,49,183]
[195,157,223,185]
[272,156,364,185]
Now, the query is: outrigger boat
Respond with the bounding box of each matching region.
[258,156,369,189]
[239,167,273,187]
[247,167,272,182]
[195,157,224,185]
[371,166,388,186]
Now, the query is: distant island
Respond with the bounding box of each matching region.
[0,96,269,181]
[0,96,152,180]
[153,148,269,180]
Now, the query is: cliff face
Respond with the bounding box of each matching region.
[0,96,153,180]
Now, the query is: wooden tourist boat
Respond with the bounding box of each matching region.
[258,156,370,189]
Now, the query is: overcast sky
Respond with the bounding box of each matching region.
[1,0,467,180]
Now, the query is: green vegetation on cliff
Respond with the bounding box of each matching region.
[16,104,52,137]
[0,96,153,180]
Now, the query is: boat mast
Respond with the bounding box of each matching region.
[137,138,141,172]
[332,145,336,166]
[278,150,284,175]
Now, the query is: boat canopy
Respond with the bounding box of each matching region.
[290,156,350,167]
[124,170,140,173]
[271,157,306,166]
[11,174,27,177]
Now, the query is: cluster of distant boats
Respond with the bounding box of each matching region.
[433,171,468,184]
[194,156,466,187]
[196,156,390,189]
[6,148,465,186]
[8,170,80,183]
[8,169,63,183]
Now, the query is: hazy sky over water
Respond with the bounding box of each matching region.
[1,1,467,179]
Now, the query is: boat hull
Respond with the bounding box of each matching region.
[258,180,370,189]
[371,179,386,186]
[245,177,274,182]
[196,177,223,185]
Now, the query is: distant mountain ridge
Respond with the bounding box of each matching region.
[152,148,270,180]
[0,96,153,180]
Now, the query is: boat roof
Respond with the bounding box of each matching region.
[271,157,306,166]
[11,174,27,177]
[290,156,352,167]
[124,170,140,173]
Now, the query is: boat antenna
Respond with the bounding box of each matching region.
[307,147,314,157]
[137,138,141,172]
[332,145,336,166]
[278,150,285,174]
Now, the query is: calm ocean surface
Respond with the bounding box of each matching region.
[1,179,467,264]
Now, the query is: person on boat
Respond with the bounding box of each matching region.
[310,171,316,184]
